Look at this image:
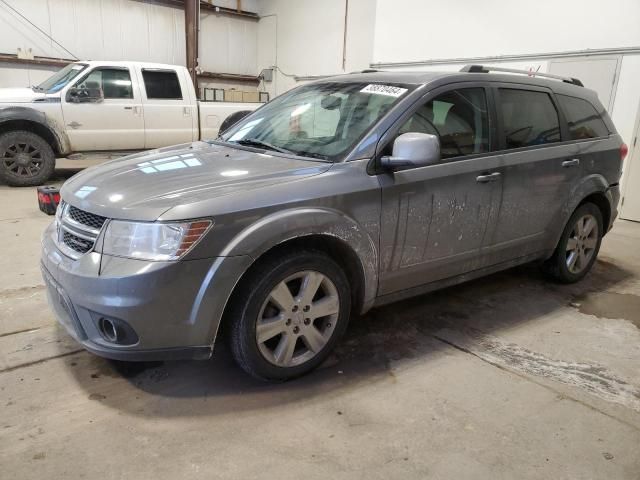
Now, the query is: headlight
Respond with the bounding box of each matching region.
[102,220,212,261]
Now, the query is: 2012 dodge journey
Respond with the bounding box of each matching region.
[41,66,626,380]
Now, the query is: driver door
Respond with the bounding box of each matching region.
[61,66,145,151]
[378,84,503,295]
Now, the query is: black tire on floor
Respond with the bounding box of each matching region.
[0,130,56,187]
[228,249,351,381]
[542,202,603,283]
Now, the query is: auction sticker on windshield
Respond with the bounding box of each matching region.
[360,84,408,97]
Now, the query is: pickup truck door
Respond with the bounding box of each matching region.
[61,66,145,151]
[377,84,502,296]
[134,67,197,148]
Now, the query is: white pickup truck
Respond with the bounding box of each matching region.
[0,61,260,186]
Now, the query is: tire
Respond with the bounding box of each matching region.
[0,130,56,187]
[228,249,351,381]
[219,110,252,134]
[543,202,603,283]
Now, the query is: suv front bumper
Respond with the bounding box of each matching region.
[41,221,251,361]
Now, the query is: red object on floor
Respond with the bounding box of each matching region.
[37,185,60,215]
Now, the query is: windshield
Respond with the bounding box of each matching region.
[220,81,413,161]
[35,63,88,93]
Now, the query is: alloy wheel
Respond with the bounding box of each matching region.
[566,213,598,274]
[2,141,43,178]
[256,270,340,367]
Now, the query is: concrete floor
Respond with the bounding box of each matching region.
[1,167,640,479]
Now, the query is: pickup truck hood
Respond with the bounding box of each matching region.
[61,141,331,221]
[0,87,44,103]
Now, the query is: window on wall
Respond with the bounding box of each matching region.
[557,94,609,140]
[499,89,560,148]
[75,68,133,99]
[397,88,490,159]
[141,70,183,100]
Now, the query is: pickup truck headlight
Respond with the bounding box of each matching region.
[102,220,212,261]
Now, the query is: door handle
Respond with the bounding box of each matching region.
[476,172,501,183]
[183,106,191,116]
[562,158,580,168]
[124,106,133,110]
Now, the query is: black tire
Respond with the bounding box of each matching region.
[219,110,252,134]
[228,249,351,381]
[0,130,55,187]
[543,202,603,283]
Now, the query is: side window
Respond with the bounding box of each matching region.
[397,88,489,159]
[141,70,183,100]
[74,68,133,99]
[499,89,560,148]
[557,94,609,140]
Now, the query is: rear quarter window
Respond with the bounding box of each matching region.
[557,94,609,140]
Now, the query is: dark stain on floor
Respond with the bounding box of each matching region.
[573,292,640,328]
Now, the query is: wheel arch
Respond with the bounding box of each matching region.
[201,208,379,345]
[0,107,70,155]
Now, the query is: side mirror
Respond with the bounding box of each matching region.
[381,132,440,170]
[67,87,104,104]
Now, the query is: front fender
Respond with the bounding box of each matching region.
[0,105,70,154]
[193,207,379,345]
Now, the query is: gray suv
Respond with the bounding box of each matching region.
[41,66,625,380]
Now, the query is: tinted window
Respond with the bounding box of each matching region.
[398,88,490,159]
[558,94,609,140]
[75,68,133,99]
[499,89,560,148]
[142,70,182,99]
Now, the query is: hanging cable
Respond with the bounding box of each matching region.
[0,0,78,60]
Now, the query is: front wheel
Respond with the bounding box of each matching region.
[543,202,603,283]
[0,131,56,186]
[228,249,351,381]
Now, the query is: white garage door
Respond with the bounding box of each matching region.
[548,57,619,110]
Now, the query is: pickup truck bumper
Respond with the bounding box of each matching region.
[41,221,251,362]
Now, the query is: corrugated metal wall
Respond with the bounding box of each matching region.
[0,0,258,87]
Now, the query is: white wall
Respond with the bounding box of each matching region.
[0,0,260,90]
[372,0,640,64]
[257,0,376,97]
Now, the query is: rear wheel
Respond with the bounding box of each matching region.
[0,131,55,187]
[228,249,351,381]
[543,202,603,283]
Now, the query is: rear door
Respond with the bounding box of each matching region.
[61,66,145,151]
[377,83,503,295]
[136,67,197,148]
[486,84,579,262]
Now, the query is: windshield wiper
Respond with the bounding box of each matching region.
[234,139,294,155]
[31,86,44,92]
[293,151,329,160]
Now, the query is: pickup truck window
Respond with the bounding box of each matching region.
[141,70,183,100]
[221,82,413,161]
[34,63,88,93]
[74,68,133,99]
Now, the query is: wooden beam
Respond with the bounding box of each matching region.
[198,70,260,84]
[0,53,73,68]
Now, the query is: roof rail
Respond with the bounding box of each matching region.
[460,64,584,87]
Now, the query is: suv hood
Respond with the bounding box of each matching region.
[60,141,332,221]
[0,87,45,103]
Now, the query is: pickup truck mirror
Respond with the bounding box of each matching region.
[66,87,104,104]
[381,132,440,170]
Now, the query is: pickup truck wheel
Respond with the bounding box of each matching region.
[542,202,603,283]
[228,249,351,381]
[0,131,55,187]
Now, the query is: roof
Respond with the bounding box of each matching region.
[319,69,596,100]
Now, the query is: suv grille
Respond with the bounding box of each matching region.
[62,231,93,254]
[55,202,109,259]
[68,206,107,230]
